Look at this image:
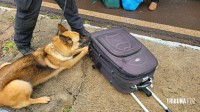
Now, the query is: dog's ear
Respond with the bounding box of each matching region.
[58,24,68,33]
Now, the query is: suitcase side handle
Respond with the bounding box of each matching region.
[131,81,151,90]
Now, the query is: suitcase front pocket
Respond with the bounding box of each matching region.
[96,30,142,57]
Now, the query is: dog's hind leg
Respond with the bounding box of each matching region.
[0,80,50,108]
[29,96,51,105]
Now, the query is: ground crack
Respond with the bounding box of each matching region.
[70,57,89,108]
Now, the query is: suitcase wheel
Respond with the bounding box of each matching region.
[92,64,96,69]
[92,63,102,69]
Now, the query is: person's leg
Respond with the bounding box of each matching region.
[149,0,159,11]
[151,0,159,3]
[54,0,91,38]
[14,0,42,55]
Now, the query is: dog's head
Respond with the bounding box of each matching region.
[44,24,81,62]
[52,31,80,56]
[55,24,81,55]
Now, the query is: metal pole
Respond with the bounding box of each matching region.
[130,92,149,112]
[146,87,171,112]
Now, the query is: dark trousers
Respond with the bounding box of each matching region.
[14,0,84,46]
[151,0,159,3]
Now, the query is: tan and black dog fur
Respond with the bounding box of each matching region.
[0,24,88,108]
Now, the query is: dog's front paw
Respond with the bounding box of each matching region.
[83,46,89,52]
[84,46,89,51]
[38,96,51,104]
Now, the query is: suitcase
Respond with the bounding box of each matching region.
[89,28,172,112]
[89,27,157,93]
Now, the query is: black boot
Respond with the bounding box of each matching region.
[16,45,34,55]
[76,29,91,47]
[79,29,91,38]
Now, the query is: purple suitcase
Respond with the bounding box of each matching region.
[89,28,172,112]
[89,28,158,93]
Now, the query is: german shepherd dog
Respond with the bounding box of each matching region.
[0,24,89,108]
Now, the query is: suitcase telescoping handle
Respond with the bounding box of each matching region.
[130,87,172,112]
[146,87,172,112]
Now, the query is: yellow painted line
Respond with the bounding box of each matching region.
[42,2,200,38]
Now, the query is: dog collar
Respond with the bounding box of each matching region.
[50,43,73,61]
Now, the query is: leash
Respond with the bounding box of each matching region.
[57,0,67,35]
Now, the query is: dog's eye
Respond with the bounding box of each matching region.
[59,35,70,41]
